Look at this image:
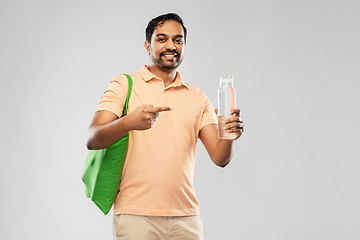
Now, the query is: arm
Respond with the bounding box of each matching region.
[199,109,244,168]
[87,105,172,150]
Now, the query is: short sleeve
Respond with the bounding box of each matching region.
[95,75,129,118]
[200,95,217,130]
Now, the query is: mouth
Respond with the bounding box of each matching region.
[161,52,178,60]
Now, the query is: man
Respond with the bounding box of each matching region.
[87,13,244,240]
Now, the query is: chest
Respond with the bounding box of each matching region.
[128,82,204,132]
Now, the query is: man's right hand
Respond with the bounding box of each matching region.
[125,104,172,131]
[87,104,171,150]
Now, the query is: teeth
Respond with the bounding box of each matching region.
[163,54,176,60]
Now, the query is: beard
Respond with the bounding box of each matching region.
[151,51,183,70]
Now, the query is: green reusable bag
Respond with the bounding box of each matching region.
[82,74,133,215]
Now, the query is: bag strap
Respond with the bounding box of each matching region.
[121,74,133,116]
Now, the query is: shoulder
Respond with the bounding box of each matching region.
[185,82,205,94]
[110,72,142,86]
[186,83,210,101]
[110,74,127,86]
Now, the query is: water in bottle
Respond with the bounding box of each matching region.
[217,76,236,139]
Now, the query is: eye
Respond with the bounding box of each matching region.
[175,39,183,44]
[157,38,166,42]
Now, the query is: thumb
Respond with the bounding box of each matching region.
[214,107,218,115]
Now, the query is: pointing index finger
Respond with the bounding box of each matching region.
[148,106,172,113]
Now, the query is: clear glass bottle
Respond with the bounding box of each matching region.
[217,76,236,139]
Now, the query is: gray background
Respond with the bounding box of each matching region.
[1,0,359,239]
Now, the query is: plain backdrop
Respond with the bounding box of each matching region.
[1,0,359,239]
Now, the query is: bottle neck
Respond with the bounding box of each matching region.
[219,76,233,88]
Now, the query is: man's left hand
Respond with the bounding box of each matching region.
[214,108,244,140]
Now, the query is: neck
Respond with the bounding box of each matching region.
[147,64,178,87]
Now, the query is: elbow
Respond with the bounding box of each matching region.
[87,140,102,150]
[215,161,229,168]
[87,135,102,150]
[86,130,98,150]
[211,151,234,168]
[86,127,99,150]
[212,157,231,168]
[86,142,93,150]
[86,138,95,150]
[220,163,229,168]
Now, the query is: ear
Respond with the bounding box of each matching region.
[144,41,151,55]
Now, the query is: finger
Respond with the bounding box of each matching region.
[153,112,160,118]
[147,106,172,113]
[224,122,242,130]
[214,107,218,115]
[229,109,241,116]
[150,117,157,127]
[227,128,243,133]
[149,113,159,123]
[239,122,244,133]
[224,116,241,124]
[226,127,243,133]
[224,120,244,130]
[149,114,160,127]
[226,124,244,133]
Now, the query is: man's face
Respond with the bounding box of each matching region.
[146,20,185,70]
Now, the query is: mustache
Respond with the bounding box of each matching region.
[160,50,179,56]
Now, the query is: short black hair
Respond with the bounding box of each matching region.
[145,13,187,43]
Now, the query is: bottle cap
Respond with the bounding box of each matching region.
[220,76,233,82]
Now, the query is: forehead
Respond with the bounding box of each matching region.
[153,20,184,38]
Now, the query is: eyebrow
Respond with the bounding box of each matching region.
[156,33,184,39]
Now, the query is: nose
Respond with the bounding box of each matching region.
[165,40,176,51]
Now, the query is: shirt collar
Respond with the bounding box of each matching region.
[139,65,190,89]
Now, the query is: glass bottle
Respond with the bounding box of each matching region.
[217,76,236,139]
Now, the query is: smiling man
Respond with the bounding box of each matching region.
[146,21,185,71]
[87,13,244,240]
[145,16,186,86]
